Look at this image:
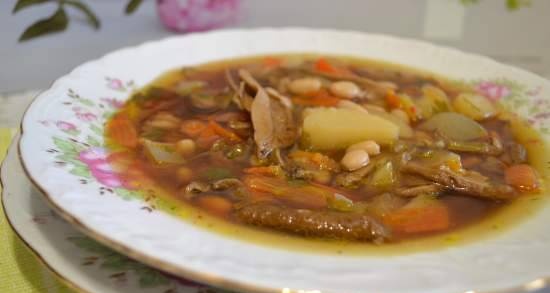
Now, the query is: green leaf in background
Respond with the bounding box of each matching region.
[12,0,51,13]
[65,0,100,29]
[506,0,531,10]
[125,0,144,14]
[19,7,68,41]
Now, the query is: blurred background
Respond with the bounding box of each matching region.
[1,0,549,93]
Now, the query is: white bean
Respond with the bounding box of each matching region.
[149,112,181,129]
[341,149,370,171]
[288,77,322,95]
[347,140,380,155]
[337,100,368,113]
[176,139,196,157]
[330,81,361,99]
[390,109,410,124]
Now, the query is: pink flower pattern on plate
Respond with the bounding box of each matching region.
[475,81,511,102]
[73,106,97,122]
[101,97,124,108]
[79,148,129,188]
[56,121,77,132]
[106,78,125,91]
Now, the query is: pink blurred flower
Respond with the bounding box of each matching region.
[56,121,77,132]
[157,0,240,32]
[475,81,511,101]
[101,97,124,108]
[106,78,125,91]
[76,112,97,122]
[79,147,108,164]
[78,147,131,189]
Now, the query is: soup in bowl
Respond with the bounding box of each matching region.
[105,54,545,244]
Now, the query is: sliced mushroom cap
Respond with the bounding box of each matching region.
[238,70,298,159]
[211,178,243,191]
[251,88,276,158]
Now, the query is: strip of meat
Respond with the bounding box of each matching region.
[234,202,390,242]
[395,184,444,197]
[401,162,515,200]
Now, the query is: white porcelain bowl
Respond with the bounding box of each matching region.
[19,28,550,293]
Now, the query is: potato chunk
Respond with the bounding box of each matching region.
[302,108,398,150]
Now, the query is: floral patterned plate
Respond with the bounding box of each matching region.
[17,28,550,293]
[2,134,231,293]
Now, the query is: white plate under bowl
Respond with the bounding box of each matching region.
[1,134,240,293]
[18,28,550,293]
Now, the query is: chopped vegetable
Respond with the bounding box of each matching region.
[417,85,452,118]
[369,160,396,188]
[142,139,185,164]
[328,193,354,212]
[446,140,502,155]
[363,104,414,138]
[385,91,421,121]
[196,195,233,217]
[505,164,539,192]
[209,120,242,142]
[385,195,450,234]
[289,150,340,171]
[175,80,205,96]
[314,58,337,73]
[196,124,221,149]
[106,114,138,148]
[243,175,330,209]
[303,108,399,150]
[292,90,342,107]
[419,112,488,141]
[416,150,462,172]
[243,166,285,177]
[263,56,282,67]
[180,119,207,138]
[365,193,406,217]
[453,93,497,120]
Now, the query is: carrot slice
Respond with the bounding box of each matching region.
[385,90,401,109]
[180,119,207,138]
[385,198,450,234]
[196,196,233,217]
[209,120,242,142]
[106,114,138,148]
[195,127,220,149]
[243,166,284,177]
[292,91,342,107]
[243,175,328,209]
[315,58,337,73]
[505,164,539,192]
[263,56,282,67]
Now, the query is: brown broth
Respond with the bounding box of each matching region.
[105,54,549,254]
